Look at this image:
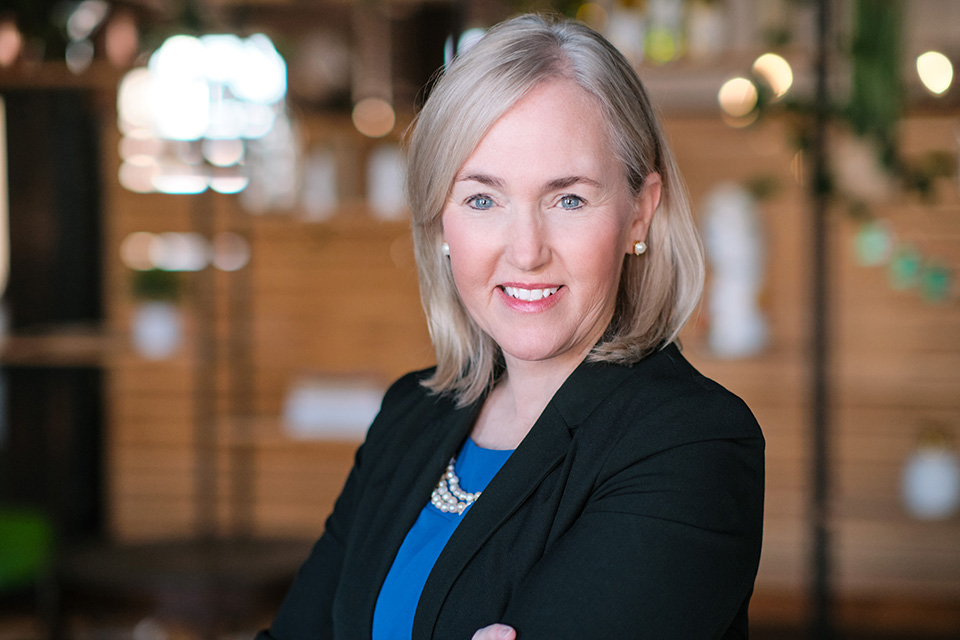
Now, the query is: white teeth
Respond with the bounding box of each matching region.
[503,286,560,301]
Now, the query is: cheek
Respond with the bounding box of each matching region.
[568,228,628,284]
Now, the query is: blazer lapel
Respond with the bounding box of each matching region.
[411,358,639,640]
[349,397,480,637]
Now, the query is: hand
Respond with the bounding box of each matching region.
[471,623,517,640]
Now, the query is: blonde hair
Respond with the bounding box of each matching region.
[406,14,704,405]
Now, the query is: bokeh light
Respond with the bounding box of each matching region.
[118,157,160,193]
[917,51,953,95]
[212,232,251,271]
[150,233,210,271]
[752,53,793,98]
[65,39,94,74]
[352,98,395,138]
[104,9,138,67]
[209,170,250,194]
[67,0,108,42]
[152,164,209,195]
[0,19,24,67]
[718,77,759,118]
[117,68,156,134]
[120,232,157,270]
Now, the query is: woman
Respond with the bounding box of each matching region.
[260,14,763,640]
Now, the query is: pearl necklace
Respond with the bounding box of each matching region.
[431,457,480,514]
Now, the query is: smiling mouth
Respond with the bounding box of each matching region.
[501,286,561,301]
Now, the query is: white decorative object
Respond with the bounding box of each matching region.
[131,301,183,359]
[301,148,338,221]
[702,183,768,358]
[902,431,960,520]
[834,134,894,203]
[367,144,407,220]
[283,377,384,440]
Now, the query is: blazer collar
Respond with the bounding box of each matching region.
[412,354,640,638]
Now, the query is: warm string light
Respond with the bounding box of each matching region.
[916,51,954,96]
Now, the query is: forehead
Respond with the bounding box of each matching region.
[456,78,618,181]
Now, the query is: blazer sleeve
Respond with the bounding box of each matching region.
[257,371,428,640]
[500,392,764,640]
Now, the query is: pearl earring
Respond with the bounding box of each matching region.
[442,242,450,256]
[633,241,647,256]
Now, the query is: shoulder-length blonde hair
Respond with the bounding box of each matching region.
[406,13,704,405]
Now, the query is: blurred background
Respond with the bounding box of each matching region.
[0,0,957,638]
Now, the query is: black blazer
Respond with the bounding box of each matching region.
[260,344,764,639]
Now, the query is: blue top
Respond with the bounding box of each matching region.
[372,438,514,640]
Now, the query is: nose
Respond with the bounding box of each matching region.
[504,206,549,272]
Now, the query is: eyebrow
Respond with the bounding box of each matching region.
[545,175,602,190]
[455,173,602,191]
[456,173,506,189]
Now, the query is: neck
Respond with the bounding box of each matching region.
[470,344,591,450]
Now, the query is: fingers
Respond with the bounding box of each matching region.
[471,623,517,640]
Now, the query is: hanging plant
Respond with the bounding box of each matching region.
[131,267,181,302]
[745,0,957,303]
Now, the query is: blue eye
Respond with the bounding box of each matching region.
[467,195,495,210]
[559,195,584,209]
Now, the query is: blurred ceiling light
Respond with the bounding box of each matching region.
[0,19,23,67]
[201,34,244,84]
[231,34,287,105]
[209,172,250,195]
[202,138,244,167]
[718,77,758,118]
[67,0,109,42]
[120,232,157,270]
[118,132,164,162]
[117,32,289,195]
[152,164,209,195]
[212,232,251,271]
[917,51,953,95]
[117,68,155,133]
[752,53,793,98]
[118,157,159,193]
[352,97,395,138]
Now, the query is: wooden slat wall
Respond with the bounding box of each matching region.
[101,111,960,626]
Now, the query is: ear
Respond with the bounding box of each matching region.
[626,172,662,253]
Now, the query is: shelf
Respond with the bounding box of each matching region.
[0,323,117,367]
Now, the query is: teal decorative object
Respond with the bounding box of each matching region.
[889,245,922,290]
[921,263,952,302]
[854,220,894,266]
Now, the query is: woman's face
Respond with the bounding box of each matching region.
[441,78,659,373]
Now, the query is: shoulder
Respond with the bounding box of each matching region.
[362,366,450,447]
[577,343,763,454]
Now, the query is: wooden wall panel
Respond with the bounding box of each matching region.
[100,111,960,627]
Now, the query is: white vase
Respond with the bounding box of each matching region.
[902,446,960,520]
[131,301,183,360]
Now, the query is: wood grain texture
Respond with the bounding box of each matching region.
[101,112,960,624]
